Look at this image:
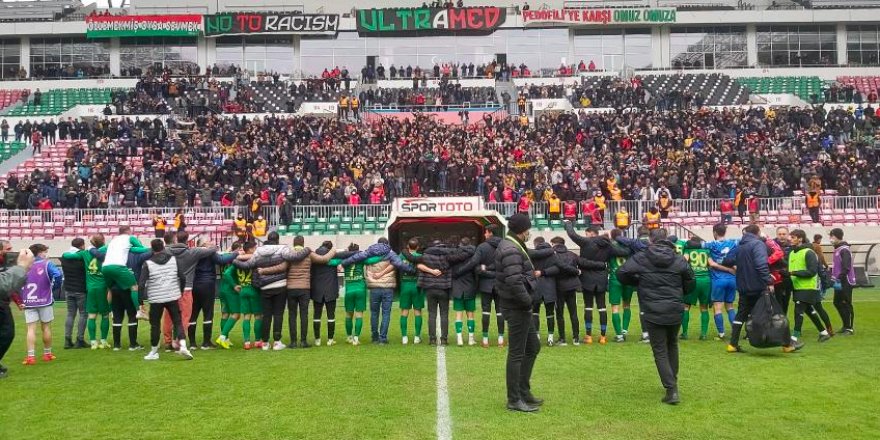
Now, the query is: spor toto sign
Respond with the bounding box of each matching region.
[394,197,483,214]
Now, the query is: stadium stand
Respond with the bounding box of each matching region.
[0,141,26,165]
[837,76,880,100]
[3,88,114,117]
[0,90,27,113]
[736,76,825,101]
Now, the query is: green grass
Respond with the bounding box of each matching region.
[1,291,879,440]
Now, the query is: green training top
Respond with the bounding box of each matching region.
[401,251,421,283]
[223,264,257,297]
[608,244,629,278]
[675,240,710,279]
[329,255,384,294]
[62,247,105,289]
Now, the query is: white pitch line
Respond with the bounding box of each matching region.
[436,318,452,440]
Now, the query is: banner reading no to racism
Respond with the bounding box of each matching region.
[86,15,202,38]
[357,7,506,35]
[204,12,339,36]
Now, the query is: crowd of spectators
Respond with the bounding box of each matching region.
[2,102,880,216]
[361,81,497,108]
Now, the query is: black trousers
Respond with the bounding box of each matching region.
[729,292,761,347]
[775,279,793,316]
[314,300,337,340]
[110,289,138,348]
[189,282,216,345]
[808,207,821,223]
[150,301,184,348]
[555,290,579,342]
[833,279,855,330]
[287,289,310,343]
[644,321,680,391]
[426,288,450,341]
[481,289,504,336]
[532,301,555,335]
[260,288,287,343]
[503,308,541,403]
[793,298,832,334]
[582,287,608,336]
[0,305,14,365]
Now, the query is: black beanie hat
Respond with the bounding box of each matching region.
[508,213,531,235]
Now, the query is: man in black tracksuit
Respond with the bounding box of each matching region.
[551,237,582,346]
[455,225,504,347]
[565,222,618,344]
[529,237,578,346]
[496,214,542,413]
[616,228,694,405]
[191,248,239,348]
[411,242,469,346]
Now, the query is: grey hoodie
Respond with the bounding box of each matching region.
[165,243,219,290]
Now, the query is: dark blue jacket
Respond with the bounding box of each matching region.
[194,252,238,286]
[734,232,774,296]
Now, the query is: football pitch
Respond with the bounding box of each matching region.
[1,292,879,440]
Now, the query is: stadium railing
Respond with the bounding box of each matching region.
[489,195,880,224]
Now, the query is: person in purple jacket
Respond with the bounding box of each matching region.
[19,244,63,366]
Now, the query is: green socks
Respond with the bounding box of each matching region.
[345,317,353,336]
[612,312,622,335]
[681,310,690,336]
[700,310,710,337]
[130,290,139,308]
[414,315,423,337]
[354,317,363,337]
[87,318,96,340]
[220,317,227,331]
[400,316,408,337]
[623,308,632,331]
[455,320,463,334]
[221,317,237,338]
[242,320,251,341]
[467,319,475,334]
[100,315,110,339]
[254,319,262,340]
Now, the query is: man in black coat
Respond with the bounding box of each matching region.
[550,237,582,346]
[565,222,617,344]
[454,225,504,347]
[496,214,542,413]
[617,228,694,405]
[529,237,578,346]
[410,241,469,346]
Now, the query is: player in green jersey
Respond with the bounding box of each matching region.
[331,244,384,346]
[399,238,425,345]
[216,242,258,349]
[607,230,634,342]
[62,234,111,349]
[217,242,242,339]
[674,237,712,340]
